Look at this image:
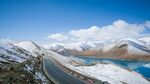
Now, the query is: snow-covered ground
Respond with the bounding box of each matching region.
[67,63,150,84]
[43,48,85,65]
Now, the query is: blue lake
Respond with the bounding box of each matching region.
[76,56,150,79]
[134,67,150,78]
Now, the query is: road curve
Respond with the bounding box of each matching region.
[43,56,86,84]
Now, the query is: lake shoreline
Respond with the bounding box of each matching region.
[74,55,150,62]
[75,55,150,79]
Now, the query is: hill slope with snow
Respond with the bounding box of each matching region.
[68,63,150,84]
[0,44,33,63]
[14,41,42,54]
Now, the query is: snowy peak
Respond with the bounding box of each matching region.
[0,43,32,63]
[116,38,145,47]
[114,38,150,54]
[14,41,41,53]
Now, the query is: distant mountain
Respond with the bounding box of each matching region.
[42,40,113,55]
[42,37,150,60]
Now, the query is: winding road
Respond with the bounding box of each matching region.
[43,56,87,84]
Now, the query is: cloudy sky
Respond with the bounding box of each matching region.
[0,0,150,44]
[47,20,150,43]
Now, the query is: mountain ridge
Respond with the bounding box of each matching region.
[42,37,150,60]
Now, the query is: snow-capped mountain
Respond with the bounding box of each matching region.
[0,41,50,83]
[42,41,113,56]
[96,38,150,60]
[0,43,33,63]
[101,38,150,54]
[43,41,113,52]
[42,37,150,60]
[13,41,45,57]
[0,41,45,63]
[14,41,41,53]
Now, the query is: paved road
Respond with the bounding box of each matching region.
[43,56,86,84]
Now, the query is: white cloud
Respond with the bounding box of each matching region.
[47,20,150,43]
[69,26,100,41]
[47,33,68,41]
[145,21,150,28]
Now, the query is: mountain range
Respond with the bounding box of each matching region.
[42,37,150,60]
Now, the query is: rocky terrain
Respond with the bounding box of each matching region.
[0,41,53,84]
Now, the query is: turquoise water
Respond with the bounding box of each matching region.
[134,67,150,78]
[76,56,150,79]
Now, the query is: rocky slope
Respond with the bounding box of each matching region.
[0,41,52,84]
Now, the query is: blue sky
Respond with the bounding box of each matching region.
[0,0,150,43]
